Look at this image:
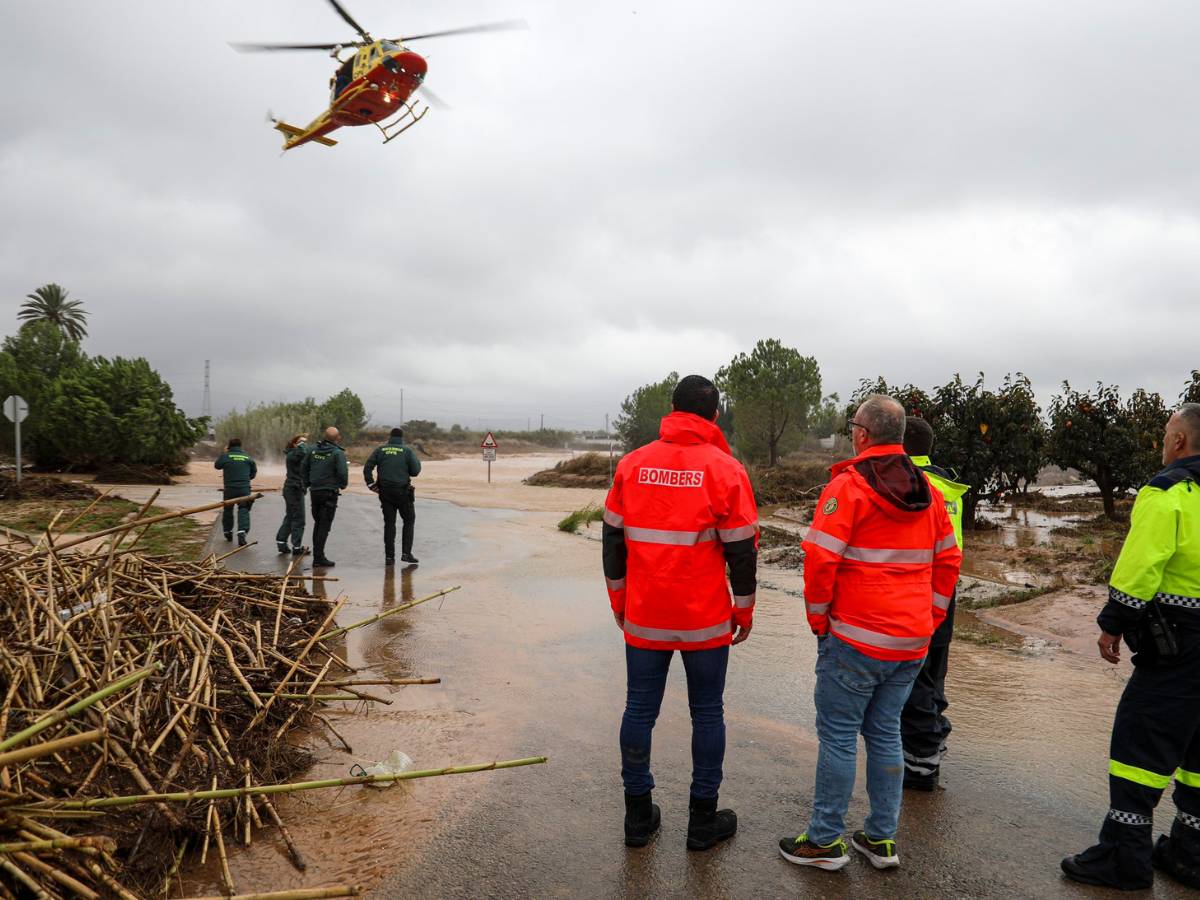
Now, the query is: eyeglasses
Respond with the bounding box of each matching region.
[845,420,870,436]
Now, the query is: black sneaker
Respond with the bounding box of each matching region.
[904,769,938,792]
[778,833,850,870]
[686,796,736,851]
[852,831,900,869]
[624,791,661,848]
[314,558,335,568]
[385,557,395,566]
[237,532,247,546]
[277,542,289,554]
[223,532,233,542]
[292,546,308,556]
[401,553,419,564]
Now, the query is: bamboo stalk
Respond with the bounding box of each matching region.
[0,729,104,769]
[27,757,549,809]
[310,586,461,642]
[0,836,116,854]
[180,887,362,900]
[0,667,157,753]
[258,794,305,872]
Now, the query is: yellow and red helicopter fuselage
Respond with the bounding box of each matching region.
[273,41,429,150]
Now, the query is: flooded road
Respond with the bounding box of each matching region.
[178,491,1189,898]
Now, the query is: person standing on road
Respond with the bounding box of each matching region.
[214,438,257,546]
[900,417,969,792]
[276,433,309,556]
[780,395,961,873]
[602,374,758,852]
[1062,403,1200,892]
[302,426,348,568]
[363,427,422,565]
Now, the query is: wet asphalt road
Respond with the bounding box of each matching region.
[201,492,1191,899]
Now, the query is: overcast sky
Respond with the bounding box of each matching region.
[2,1,1198,431]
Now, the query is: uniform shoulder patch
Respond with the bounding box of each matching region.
[822,497,838,516]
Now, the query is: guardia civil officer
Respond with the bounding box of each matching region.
[302,427,348,568]
[214,438,257,546]
[275,433,309,556]
[363,427,422,565]
[1063,403,1200,891]
[900,417,969,792]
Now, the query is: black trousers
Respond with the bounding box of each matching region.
[275,484,305,548]
[1082,630,1200,887]
[901,596,955,777]
[309,489,339,561]
[379,484,415,558]
[222,487,252,535]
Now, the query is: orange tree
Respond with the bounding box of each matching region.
[850,373,1045,527]
[1046,382,1168,520]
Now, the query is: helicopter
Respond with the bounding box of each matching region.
[232,0,524,150]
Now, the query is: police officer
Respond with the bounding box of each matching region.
[900,417,969,791]
[276,433,309,556]
[214,438,257,546]
[302,427,348,568]
[1063,403,1200,891]
[363,427,422,565]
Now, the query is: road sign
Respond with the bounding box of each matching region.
[3,395,27,486]
[481,432,499,449]
[3,396,28,424]
[482,447,497,462]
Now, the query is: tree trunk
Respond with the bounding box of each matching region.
[1097,467,1117,520]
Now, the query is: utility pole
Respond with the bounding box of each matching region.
[400,388,404,427]
[606,413,613,485]
[540,413,544,431]
[202,360,214,440]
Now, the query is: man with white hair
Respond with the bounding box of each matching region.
[780,395,961,873]
[1063,403,1200,891]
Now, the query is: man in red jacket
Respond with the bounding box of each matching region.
[779,394,962,873]
[602,375,758,851]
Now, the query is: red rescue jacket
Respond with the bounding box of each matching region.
[602,413,759,651]
[802,443,962,661]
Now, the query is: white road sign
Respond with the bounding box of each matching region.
[3,395,28,424]
[482,447,497,462]
[481,431,499,449]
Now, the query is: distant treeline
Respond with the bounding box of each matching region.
[402,420,575,448]
[213,390,368,459]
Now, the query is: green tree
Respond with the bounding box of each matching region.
[716,339,821,467]
[808,393,843,439]
[0,322,88,458]
[614,372,678,451]
[1183,370,1200,404]
[19,284,89,341]
[319,388,369,443]
[1047,382,1168,520]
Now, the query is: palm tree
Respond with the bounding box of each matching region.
[18,283,89,341]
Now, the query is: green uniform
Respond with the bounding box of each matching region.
[215,448,257,536]
[364,437,422,560]
[302,440,348,564]
[275,442,309,551]
[1074,454,1200,889]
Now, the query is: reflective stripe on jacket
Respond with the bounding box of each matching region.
[802,443,962,661]
[602,412,758,652]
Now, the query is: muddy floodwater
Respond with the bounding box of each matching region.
[173,491,1190,898]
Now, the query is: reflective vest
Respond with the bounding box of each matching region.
[603,412,759,652]
[909,455,969,550]
[802,444,963,661]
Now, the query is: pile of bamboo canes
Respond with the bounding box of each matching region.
[0,495,545,898]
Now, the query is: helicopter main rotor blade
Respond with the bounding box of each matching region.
[325,0,372,42]
[418,85,451,110]
[397,19,528,42]
[230,41,357,52]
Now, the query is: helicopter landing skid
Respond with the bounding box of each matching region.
[374,100,429,144]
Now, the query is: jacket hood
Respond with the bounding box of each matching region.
[658,412,732,456]
[832,444,932,518]
[1149,454,1200,490]
[315,440,341,451]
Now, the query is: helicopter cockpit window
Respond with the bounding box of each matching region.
[380,40,399,52]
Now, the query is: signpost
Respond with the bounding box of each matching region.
[481,432,499,483]
[3,395,29,486]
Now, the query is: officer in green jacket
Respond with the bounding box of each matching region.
[363,427,422,565]
[900,417,970,792]
[214,438,257,546]
[275,433,309,556]
[302,427,349,568]
[1064,404,1200,891]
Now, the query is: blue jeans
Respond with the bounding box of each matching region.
[807,635,923,843]
[620,644,729,800]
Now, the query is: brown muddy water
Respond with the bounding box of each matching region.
[175,493,1189,898]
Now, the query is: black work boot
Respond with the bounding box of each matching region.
[1155,834,1200,889]
[1062,840,1153,891]
[624,791,660,848]
[904,768,938,791]
[237,532,247,546]
[277,542,289,554]
[686,795,737,851]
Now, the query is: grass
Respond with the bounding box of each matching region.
[558,503,604,533]
[965,584,1056,610]
[0,497,208,562]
